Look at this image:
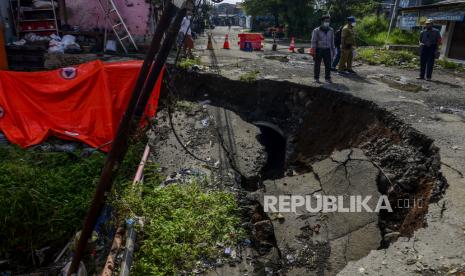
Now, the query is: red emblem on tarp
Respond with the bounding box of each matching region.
[60,67,77,79]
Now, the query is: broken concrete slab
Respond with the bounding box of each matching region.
[151,102,266,190]
[253,149,382,275]
[207,105,267,184]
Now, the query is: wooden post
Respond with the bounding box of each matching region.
[66,3,184,276]
[58,0,68,25]
[0,20,8,70]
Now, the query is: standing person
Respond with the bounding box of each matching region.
[310,15,336,83]
[418,19,441,81]
[331,26,343,71]
[178,15,195,58]
[338,16,357,74]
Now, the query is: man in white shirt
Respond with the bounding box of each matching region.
[178,15,194,57]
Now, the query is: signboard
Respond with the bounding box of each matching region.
[400,0,417,8]
[399,12,419,29]
[424,10,465,21]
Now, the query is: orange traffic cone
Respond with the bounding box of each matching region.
[289,36,296,53]
[223,34,230,49]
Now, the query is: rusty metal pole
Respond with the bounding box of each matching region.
[58,0,68,25]
[132,9,188,121]
[66,3,182,275]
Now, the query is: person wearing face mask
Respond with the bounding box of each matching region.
[418,19,441,81]
[310,15,336,83]
[338,16,357,74]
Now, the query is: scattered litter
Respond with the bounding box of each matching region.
[163,168,205,185]
[33,0,58,9]
[406,258,417,265]
[271,213,285,221]
[264,267,273,275]
[286,254,295,264]
[201,118,210,127]
[198,100,211,105]
[452,146,463,151]
[12,39,26,46]
[358,267,366,273]
[62,260,87,276]
[224,247,232,256]
[35,246,50,265]
[264,55,289,63]
[311,224,321,234]
[25,32,50,42]
[384,231,401,242]
[0,132,9,145]
[106,40,117,52]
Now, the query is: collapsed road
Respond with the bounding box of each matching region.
[149,70,448,275]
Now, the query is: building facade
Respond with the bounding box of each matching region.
[400,0,465,62]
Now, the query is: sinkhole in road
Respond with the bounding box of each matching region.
[165,70,448,274]
[255,123,286,180]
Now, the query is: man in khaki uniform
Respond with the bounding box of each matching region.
[338,16,356,74]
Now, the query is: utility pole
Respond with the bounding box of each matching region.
[387,0,400,44]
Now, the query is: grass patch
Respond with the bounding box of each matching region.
[437,58,465,72]
[115,180,244,275]
[356,15,419,46]
[356,48,418,68]
[357,48,465,73]
[0,142,144,268]
[239,70,260,82]
[178,57,202,70]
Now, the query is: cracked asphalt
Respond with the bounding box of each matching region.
[191,26,465,275]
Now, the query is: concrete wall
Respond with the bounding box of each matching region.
[66,0,151,39]
[0,0,15,42]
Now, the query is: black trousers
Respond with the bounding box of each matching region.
[314,48,332,80]
[420,45,436,79]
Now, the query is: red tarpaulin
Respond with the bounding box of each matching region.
[0,60,163,151]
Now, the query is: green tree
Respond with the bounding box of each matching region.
[243,0,379,37]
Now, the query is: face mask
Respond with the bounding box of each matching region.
[351,22,356,27]
[323,22,330,28]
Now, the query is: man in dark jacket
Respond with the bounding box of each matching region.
[310,15,336,83]
[418,19,441,81]
[331,26,343,71]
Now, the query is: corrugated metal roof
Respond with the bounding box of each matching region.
[401,0,465,11]
[437,0,465,4]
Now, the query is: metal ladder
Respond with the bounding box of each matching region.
[97,0,138,53]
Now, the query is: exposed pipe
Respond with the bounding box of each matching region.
[133,144,150,187]
[100,227,124,276]
[119,222,136,276]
